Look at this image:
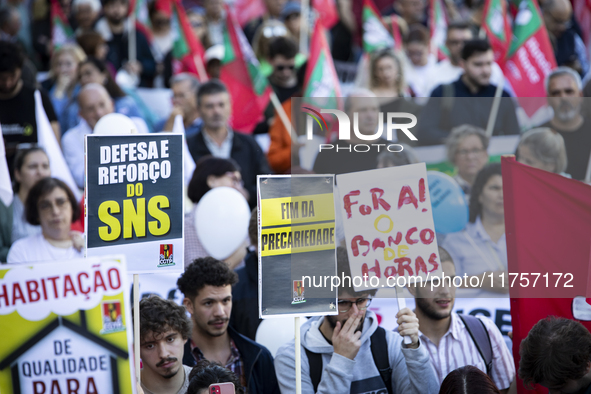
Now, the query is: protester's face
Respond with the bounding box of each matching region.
[374,56,399,87]
[414,261,456,320]
[203,0,223,20]
[462,50,493,87]
[544,375,591,394]
[264,0,286,17]
[284,13,301,37]
[79,62,106,86]
[172,80,198,117]
[38,187,73,239]
[199,92,231,130]
[185,285,232,338]
[15,151,51,192]
[270,54,296,87]
[517,144,556,172]
[56,53,78,80]
[547,75,582,123]
[0,68,21,95]
[479,174,504,218]
[75,3,98,30]
[95,42,109,60]
[103,0,128,24]
[406,42,428,67]
[348,97,380,136]
[326,292,371,333]
[454,134,488,181]
[398,0,426,23]
[446,28,473,63]
[151,10,171,33]
[140,329,185,380]
[208,170,243,191]
[79,90,115,129]
[188,13,206,40]
[5,11,21,36]
[543,8,571,38]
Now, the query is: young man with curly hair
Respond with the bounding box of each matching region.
[177,257,280,394]
[135,295,193,394]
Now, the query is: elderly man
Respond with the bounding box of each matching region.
[61,83,148,188]
[156,73,200,137]
[541,67,590,180]
[72,0,101,34]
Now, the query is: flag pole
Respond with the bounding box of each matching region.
[270,92,298,143]
[129,10,137,63]
[133,274,141,385]
[295,316,302,394]
[193,54,209,82]
[485,78,504,138]
[300,0,310,55]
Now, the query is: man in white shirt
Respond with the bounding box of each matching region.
[61,83,148,188]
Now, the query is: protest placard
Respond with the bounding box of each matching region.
[258,175,338,317]
[0,256,135,394]
[336,164,442,291]
[85,134,184,273]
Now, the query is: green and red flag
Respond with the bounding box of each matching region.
[502,0,556,116]
[220,6,271,133]
[170,0,207,81]
[482,0,512,66]
[429,0,449,60]
[50,0,74,48]
[313,0,339,29]
[362,0,395,53]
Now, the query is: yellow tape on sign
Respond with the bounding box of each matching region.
[260,193,335,227]
[260,223,335,257]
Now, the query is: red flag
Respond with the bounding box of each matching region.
[170,0,207,81]
[234,0,266,27]
[220,6,271,133]
[503,156,591,393]
[573,0,591,54]
[391,17,403,51]
[313,0,339,29]
[481,0,512,66]
[50,0,74,48]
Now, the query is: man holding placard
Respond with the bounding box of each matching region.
[274,247,439,394]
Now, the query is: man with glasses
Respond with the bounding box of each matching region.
[407,247,515,391]
[275,247,439,394]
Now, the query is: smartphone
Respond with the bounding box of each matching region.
[209,382,235,394]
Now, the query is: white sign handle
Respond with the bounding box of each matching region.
[395,286,412,345]
[134,274,141,384]
[295,316,302,394]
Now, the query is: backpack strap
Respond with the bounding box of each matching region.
[458,314,493,377]
[370,326,393,394]
[305,347,322,392]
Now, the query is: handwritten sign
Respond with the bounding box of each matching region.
[0,256,136,394]
[85,134,184,273]
[337,164,442,291]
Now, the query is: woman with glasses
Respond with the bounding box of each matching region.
[442,163,508,294]
[445,124,490,198]
[185,156,249,269]
[7,178,83,263]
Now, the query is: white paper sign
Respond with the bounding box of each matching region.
[337,164,442,291]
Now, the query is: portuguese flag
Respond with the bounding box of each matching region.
[51,0,74,48]
[429,0,449,60]
[502,0,556,116]
[313,0,339,29]
[482,0,512,66]
[170,0,207,81]
[362,0,395,53]
[220,6,271,133]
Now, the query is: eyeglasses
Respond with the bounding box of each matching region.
[224,172,243,187]
[456,148,486,157]
[275,64,295,71]
[38,197,69,212]
[337,297,372,313]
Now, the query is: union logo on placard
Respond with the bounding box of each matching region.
[292,280,306,304]
[158,244,175,267]
[100,300,125,334]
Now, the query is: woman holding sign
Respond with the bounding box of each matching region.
[442,164,508,293]
[7,178,83,263]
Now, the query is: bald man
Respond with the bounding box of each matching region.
[61,83,148,188]
[541,0,589,76]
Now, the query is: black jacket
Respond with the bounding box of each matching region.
[182,325,280,394]
[186,127,272,208]
[230,251,261,341]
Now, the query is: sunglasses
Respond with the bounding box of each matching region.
[276,64,295,71]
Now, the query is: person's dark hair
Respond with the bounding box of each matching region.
[461,39,492,61]
[187,360,244,394]
[0,40,24,73]
[13,146,48,193]
[404,24,429,45]
[187,156,241,203]
[337,246,377,297]
[25,177,80,225]
[0,6,15,29]
[268,36,298,60]
[439,365,500,394]
[468,162,502,223]
[196,79,228,107]
[101,0,128,6]
[134,296,192,343]
[76,32,106,58]
[177,257,239,301]
[79,57,126,98]
[446,21,471,35]
[519,316,591,388]
[248,207,257,248]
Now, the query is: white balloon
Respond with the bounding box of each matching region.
[195,187,251,260]
[93,113,138,135]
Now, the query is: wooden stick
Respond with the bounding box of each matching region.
[485,79,505,138]
[295,316,302,394]
[269,92,298,143]
[133,274,141,384]
[300,0,310,55]
[395,286,412,345]
[193,54,209,83]
[129,14,137,63]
